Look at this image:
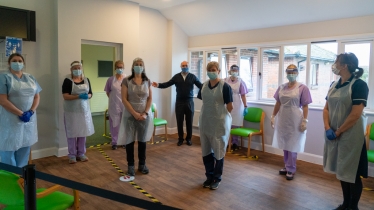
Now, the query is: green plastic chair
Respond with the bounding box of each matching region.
[366,123,374,163]
[151,103,168,144]
[228,107,265,157]
[0,170,79,210]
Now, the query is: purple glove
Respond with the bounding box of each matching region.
[326,128,337,140]
[19,110,34,122]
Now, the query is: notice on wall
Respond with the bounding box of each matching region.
[5,36,22,57]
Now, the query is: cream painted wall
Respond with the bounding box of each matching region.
[81,44,115,93]
[189,15,374,47]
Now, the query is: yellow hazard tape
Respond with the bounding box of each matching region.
[88,142,110,149]
[363,187,374,191]
[148,136,167,145]
[102,134,111,139]
[228,149,259,160]
[95,145,161,203]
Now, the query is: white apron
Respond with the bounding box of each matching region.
[0,73,38,151]
[117,79,153,145]
[323,78,365,183]
[272,82,306,153]
[63,78,95,138]
[225,77,244,126]
[108,76,124,127]
[199,80,232,160]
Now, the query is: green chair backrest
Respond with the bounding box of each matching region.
[370,123,374,140]
[151,103,156,113]
[244,107,263,123]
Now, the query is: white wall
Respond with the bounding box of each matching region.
[189,15,374,176]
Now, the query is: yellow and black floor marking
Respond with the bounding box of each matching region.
[363,187,374,191]
[96,145,161,203]
[102,134,111,139]
[87,142,110,149]
[148,136,168,145]
[228,149,259,160]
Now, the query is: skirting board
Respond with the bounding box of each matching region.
[30,147,56,160]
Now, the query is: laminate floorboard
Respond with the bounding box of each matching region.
[8,134,373,210]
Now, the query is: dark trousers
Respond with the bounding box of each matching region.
[203,153,224,182]
[175,100,194,141]
[126,141,146,166]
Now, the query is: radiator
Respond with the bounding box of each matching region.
[90,91,108,113]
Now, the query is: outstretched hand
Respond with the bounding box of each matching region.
[151,82,158,87]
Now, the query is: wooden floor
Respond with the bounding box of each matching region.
[8,134,374,210]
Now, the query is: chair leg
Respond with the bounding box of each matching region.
[228,135,232,153]
[240,136,243,147]
[165,124,168,140]
[261,133,265,152]
[152,126,156,144]
[247,135,252,157]
[73,190,80,210]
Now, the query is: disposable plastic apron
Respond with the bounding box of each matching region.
[225,77,244,126]
[63,78,94,138]
[199,80,232,160]
[272,83,306,153]
[0,73,38,151]
[323,78,365,183]
[117,79,153,145]
[108,76,124,127]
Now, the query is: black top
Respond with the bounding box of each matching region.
[197,81,233,104]
[62,78,93,95]
[158,73,202,101]
[326,74,369,106]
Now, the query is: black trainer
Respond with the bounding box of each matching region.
[138,164,149,174]
[127,166,135,176]
[210,180,220,190]
[203,179,212,188]
[186,140,192,146]
[279,168,287,175]
[177,140,183,146]
[112,145,117,150]
[333,204,348,210]
[232,143,238,151]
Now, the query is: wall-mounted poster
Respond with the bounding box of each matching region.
[5,36,22,57]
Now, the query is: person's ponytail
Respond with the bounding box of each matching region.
[354,67,364,79]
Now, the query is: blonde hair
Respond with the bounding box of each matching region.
[207,61,220,71]
[114,60,124,69]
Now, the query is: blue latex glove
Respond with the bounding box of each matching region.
[19,110,34,122]
[326,128,337,140]
[79,93,89,100]
[243,108,248,116]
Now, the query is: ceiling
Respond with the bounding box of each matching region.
[128,0,374,36]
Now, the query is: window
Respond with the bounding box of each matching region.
[240,48,258,101]
[344,42,371,83]
[283,45,307,84]
[261,48,280,100]
[190,51,203,95]
[221,48,237,78]
[310,42,337,105]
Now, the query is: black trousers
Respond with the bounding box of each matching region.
[175,99,194,141]
[203,153,224,182]
[126,141,146,166]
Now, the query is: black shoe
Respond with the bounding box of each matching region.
[127,166,135,176]
[333,204,348,210]
[186,140,192,146]
[121,145,126,149]
[177,140,183,146]
[112,145,117,150]
[232,143,238,151]
[138,164,149,174]
[210,180,220,190]
[279,168,287,175]
[203,179,212,188]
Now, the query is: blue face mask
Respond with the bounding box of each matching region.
[181,67,189,72]
[231,72,238,77]
[207,72,218,80]
[116,69,124,75]
[11,62,24,71]
[72,70,82,76]
[287,74,297,82]
[134,66,143,74]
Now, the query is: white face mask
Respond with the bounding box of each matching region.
[331,64,340,75]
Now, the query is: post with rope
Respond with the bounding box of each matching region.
[23,164,37,210]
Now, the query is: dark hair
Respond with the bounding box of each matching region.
[230,64,239,70]
[128,57,149,81]
[8,53,25,64]
[336,53,363,79]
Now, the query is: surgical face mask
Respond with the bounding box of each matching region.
[332,64,340,75]
[181,67,189,72]
[11,62,24,71]
[286,74,297,82]
[72,69,82,76]
[207,72,218,80]
[231,72,238,77]
[116,68,124,75]
[134,66,143,74]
